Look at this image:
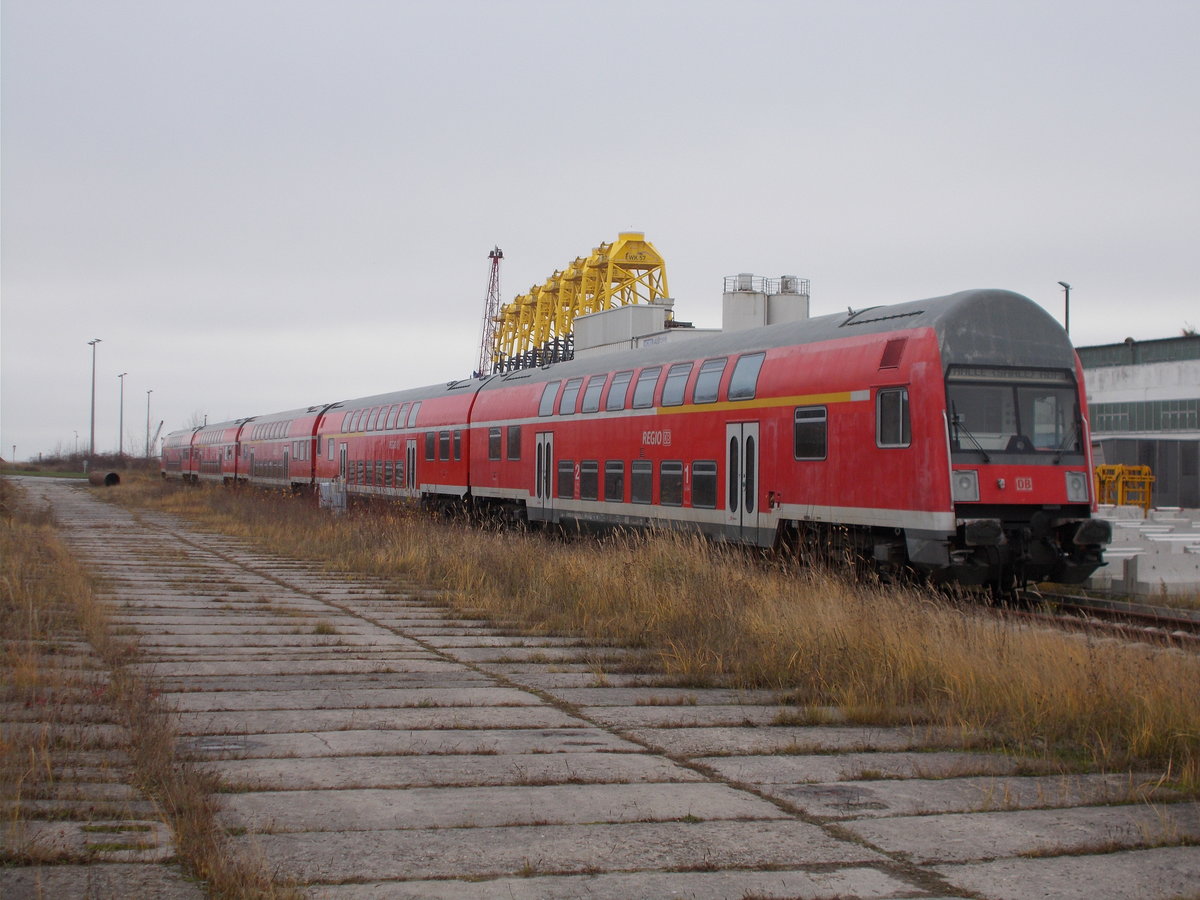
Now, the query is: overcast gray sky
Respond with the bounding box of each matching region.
[3,0,1197,460]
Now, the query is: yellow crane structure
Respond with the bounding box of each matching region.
[490,232,669,372]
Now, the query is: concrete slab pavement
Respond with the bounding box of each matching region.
[15,475,1200,899]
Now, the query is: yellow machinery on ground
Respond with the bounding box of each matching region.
[1094,464,1155,514]
[491,232,669,372]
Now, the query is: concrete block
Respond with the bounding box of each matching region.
[229,820,884,882]
[844,801,1200,864]
[217,782,789,832]
[936,845,1200,900]
[309,867,921,899]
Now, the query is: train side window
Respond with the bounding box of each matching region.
[631,460,652,504]
[367,408,381,431]
[661,363,692,407]
[406,402,421,428]
[794,407,828,459]
[539,381,561,416]
[581,375,605,413]
[693,358,726,404]
[557,460,575,498]
[605,371,633,410]
[632,367,662,409]
[425,432,436,460]
[580,461,599,500]
[397,403,409,429]
[877,388,911,447]
[328,439,335,459]
[488,428,501,460]
[454,430,462,461]
[438,430,451,461]
[385,460,394,486]
[506,425,521,460]
[375,460,383,484]
[660,461,683,506]
[559,378,583,415]
[605,461,625,502]
[692,461,718,508]
[385,405,400,430]
[729,352,766,401]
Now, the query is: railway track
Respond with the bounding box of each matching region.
[1020,590,1200,647]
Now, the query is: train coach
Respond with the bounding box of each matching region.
[164,288,1111,589]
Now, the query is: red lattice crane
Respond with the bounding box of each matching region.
[475,247,504,377]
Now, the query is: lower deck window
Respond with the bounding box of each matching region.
[605,461,624,502]
[557,460,575,499]
[631,460,652,504]
[692,461,717,508]
[580,461,599,501]
[660,461,683,506]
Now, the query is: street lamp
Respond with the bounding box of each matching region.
[118,372,128,457]
[74,430,79,455]
[87,339,102,456]
[145,389,154,457]
[1057,282,1071,336]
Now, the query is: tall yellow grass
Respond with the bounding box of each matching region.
[1,479,297,896]
[116,478,1200,786]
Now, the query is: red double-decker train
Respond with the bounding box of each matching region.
[162,288,1111,589]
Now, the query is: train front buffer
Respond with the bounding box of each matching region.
[943,463,1111,586]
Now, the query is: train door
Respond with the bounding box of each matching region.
[533,432,554,520]
[405,439,417,493]
[725,422,760,542]
[282,449,289,485]
[338,443,348,480]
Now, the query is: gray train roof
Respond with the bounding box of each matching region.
[480,288,1077,391]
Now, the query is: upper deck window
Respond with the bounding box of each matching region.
[632,367,662,409]
[559,378,583,415]
[729,353,766,401]
[539,381,561,417]
[693,358,726,404]
[605,371,634,410]
[661,363,692,407]
[581,376,605,413]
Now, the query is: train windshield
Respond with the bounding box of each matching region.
[946,366,1083,459]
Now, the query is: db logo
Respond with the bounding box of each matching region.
[1015,477,1034,492]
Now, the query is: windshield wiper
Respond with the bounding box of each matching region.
[1053,420,1081,464]
[951,407,991,463]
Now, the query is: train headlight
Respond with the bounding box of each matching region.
[1065,471,1089,502]
[952,470,980,502]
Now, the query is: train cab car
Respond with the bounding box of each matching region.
[470,288,1109,589]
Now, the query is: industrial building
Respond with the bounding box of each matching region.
[1079,333,1200,509]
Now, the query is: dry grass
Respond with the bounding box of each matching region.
[113,476,1200,789]
[1,478,298,897]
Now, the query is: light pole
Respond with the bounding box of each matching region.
[146,389,154,457]
[118,372,128,457]
[74,430,79,455]
[88,339,102,456]
[1057,281,1071,336]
